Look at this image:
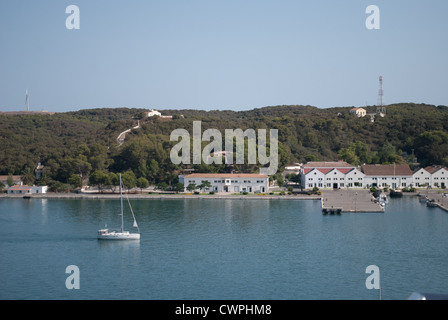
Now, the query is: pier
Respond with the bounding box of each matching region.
[321,189,384,213]
[418,190,448,213]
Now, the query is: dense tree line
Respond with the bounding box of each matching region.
[0,103,447,191]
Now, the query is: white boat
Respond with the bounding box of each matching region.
[378,192,388,207]
[98,174,140,240]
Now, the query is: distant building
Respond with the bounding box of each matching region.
[301,161,364,189]
[361,164,413,189]
[413,166,448,188]
[350,107,367,118]
[179,173,269,193]
[7,185,48,194]
[301,161,416,189]
[145,109,173,119]
[145,109,162,117]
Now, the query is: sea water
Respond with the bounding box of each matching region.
[0,196,447,300]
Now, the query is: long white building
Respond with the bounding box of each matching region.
[301,161,415,189]
[361,164,414,189]
[301,161,365,189]
[179,173,269,193]
[7,185,48,194]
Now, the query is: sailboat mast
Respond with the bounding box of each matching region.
[120,174,124,233]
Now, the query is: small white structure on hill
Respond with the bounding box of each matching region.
[145,109,162,117]
[350,107,367,118]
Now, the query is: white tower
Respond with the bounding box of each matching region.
[25,90,30,112]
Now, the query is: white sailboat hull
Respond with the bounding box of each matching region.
[97,174,141,241]
[98,229,140,240]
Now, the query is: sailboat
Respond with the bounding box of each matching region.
[98,174,140,240]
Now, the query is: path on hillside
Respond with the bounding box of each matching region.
[117,120,140,146]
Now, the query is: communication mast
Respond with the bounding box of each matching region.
[376,76,386,116]
[25,89,30,111]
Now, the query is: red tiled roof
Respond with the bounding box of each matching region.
[361,164,413,176]
[424,166,448,174]
[337,168,353,174]
[303,168,314,175]
[317,168,333,175]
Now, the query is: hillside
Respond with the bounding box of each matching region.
[1,103,447,189]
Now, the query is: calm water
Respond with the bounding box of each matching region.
[0,196,447,300]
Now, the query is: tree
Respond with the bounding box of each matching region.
[122,170,137,192]
[198,180,211,191]
[136,177,149,193]
[155,181,168,191]
[89,170,108,193]
[68,174,82,188]
[108,172,119,192]
[173,182,185,193]
[21,167,35,186]
[414,130,448,166]
[7,174,14,187]
[148,159,160,183]
[186,183,197,193]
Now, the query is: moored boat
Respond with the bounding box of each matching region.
[98,174,140,240]
[390,189,403,197]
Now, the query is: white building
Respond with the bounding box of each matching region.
[301,161,364,189]
[413,166,448,188]
[301,161,415,189]
[7,185,48,194]
[145,109,162,117]
[350,107,367,118]
[361,164,413,189]
[179,173,269,193]
[344,167,366,188]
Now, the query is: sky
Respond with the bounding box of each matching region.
[1,0,447,112]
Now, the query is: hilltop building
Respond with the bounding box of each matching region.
[145,109,172,119]
[350,107,367,118]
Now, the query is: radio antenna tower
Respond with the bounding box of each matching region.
[376,76,386,116]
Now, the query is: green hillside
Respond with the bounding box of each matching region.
[1,103,447,190]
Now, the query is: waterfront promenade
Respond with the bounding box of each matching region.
[0,192,321,201]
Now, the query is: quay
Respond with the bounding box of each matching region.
[418,190,448,213]
[321,189,384,213]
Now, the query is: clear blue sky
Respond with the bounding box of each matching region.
[1,0,447,112]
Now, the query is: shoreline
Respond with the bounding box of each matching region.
[0,192,321,200]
